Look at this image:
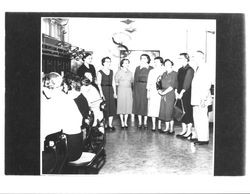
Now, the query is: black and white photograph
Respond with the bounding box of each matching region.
[41,17,216,175]
[2,0,249,192]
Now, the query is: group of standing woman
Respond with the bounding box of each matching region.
[132,54,178,134]
[76,51,212,145]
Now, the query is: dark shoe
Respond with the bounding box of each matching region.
[125,125,128,129]
[194,141,209,145]
[138,124,142,129]
[143,125,148,129]
[176,132,186,138]
[160,129,169,133]
[182,132,192,139]
[189,134,198,142]
[190,137,198,142]
[167,131,175,135]
[121,126,125,130]
[110,126,116,131]
[151,128,156,132]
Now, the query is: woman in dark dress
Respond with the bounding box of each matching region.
[132,54,153,129]
[77,52,98,90]
[175,53,194,139]
[158,59,178,134]
[97,57,117,130]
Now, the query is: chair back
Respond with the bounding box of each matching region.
[65,132,84,162]
[43,130,67,174]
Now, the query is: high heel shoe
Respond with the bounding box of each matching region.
[190,137,198,142]
[189,134,198,142]
[194,140,209,145]
[124,124,128,129]
[160,129,169,133]
[167,130,175,135]
[121,124,125,130]
[176,131,186,138]
[182,132,192,139]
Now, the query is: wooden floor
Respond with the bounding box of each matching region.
[99,116,214,175]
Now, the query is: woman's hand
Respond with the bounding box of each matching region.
[178,90,185,99]
[158,90,163,96]
[175,93,179,99]
[178,93,183,99]
[101,94,105,101]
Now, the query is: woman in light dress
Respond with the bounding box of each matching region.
[115,59,133,129]
[146,56,164,131]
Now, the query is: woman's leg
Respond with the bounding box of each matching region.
[169,120,174,132]
[109,116,113,127]
[158,119,162,129]
[131,113,135,121]
[183,123,192,137]
[119,114,124,127]
[124,114,128,127]
[144,116,148,126]
[138,115,142,126]
[152,117,156,130]
[164,121,169,131]
[180,123,187,135]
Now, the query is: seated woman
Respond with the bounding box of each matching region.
[63,72,90,120]
[41,72,84,144]
[81,72,105,133]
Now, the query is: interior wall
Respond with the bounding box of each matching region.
[66,18,215,76]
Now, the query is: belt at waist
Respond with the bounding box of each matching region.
[118,85,132,88]
[137,81,147,83]
[101,84,112,86]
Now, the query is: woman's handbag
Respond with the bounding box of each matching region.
[156,75,163,90]
[173,99,185,121]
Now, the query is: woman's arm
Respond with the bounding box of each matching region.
[146,71,152,99]
[112,71,117,98]
[179,68,194,99]
[183,68,194,91]
[97,71,104,99]
[159,86,173,96]
[114,70,120,86]
[92,66,97,84]
[174,89,179,99]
